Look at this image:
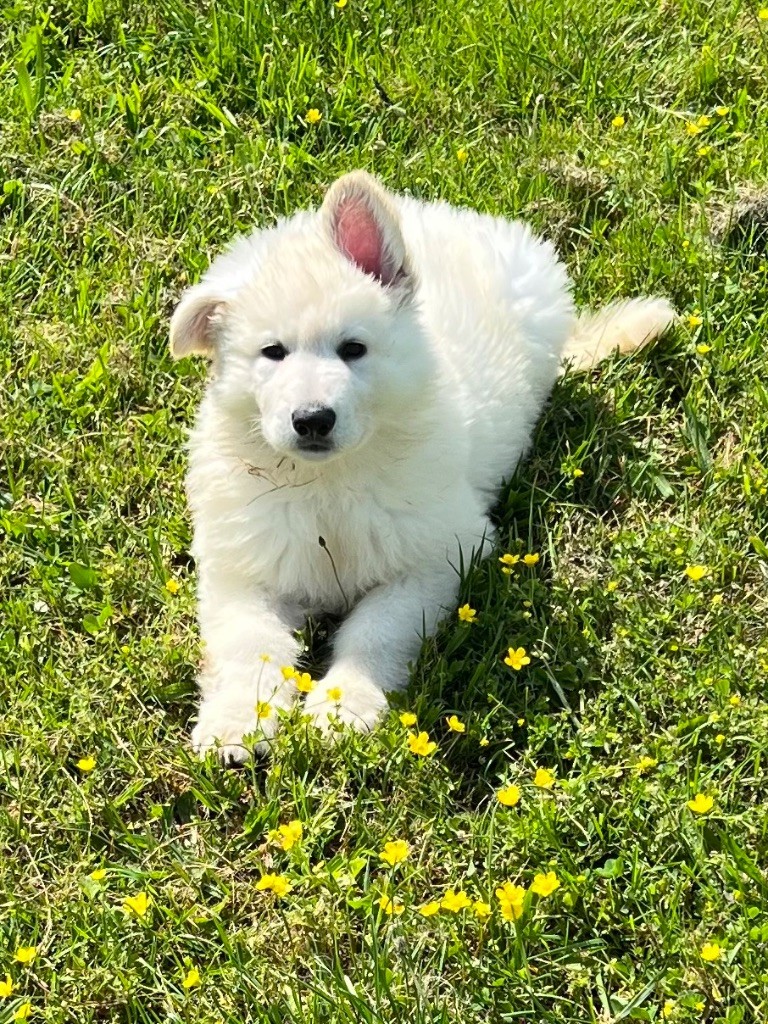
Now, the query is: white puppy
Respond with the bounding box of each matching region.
[170,171,674,763]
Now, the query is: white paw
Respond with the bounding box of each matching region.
[191,688,290,765]
[304,670,389,736]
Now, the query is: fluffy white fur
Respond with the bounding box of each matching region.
[170,171,675,763]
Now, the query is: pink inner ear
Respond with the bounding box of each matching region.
[332,194,396,285]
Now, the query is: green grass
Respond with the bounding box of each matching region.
[2,0,768,1020]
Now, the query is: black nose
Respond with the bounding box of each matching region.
[291,407,336,439]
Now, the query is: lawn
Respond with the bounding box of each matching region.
[2,0,768,1021]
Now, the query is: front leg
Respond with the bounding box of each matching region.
[192,575,302,764]
[304,569,460,732]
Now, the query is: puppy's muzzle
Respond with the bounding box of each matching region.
[292,406,336,452]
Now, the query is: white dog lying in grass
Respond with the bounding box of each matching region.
[170,170,674,763]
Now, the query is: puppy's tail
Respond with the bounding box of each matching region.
[561,297,676,373]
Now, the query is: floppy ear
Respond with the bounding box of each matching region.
[322,171,411,290]
[169,285,226,359]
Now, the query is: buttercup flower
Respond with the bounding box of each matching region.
[523,553,540,566]
[456,148,468,163]
[696,114,711,127]
[457,604,477,622]
[496,881,526,920]
[14,1004,32,1021]
[380,840,410,866]
[611,115,625,128]
[715,106,730,116]
[182,967,201,989]
[407,731,437,756]
[729,694,741,707]
[272,820,303,851]
[294,672,315,693]
[123,892,151,917]
[335,0,348,8]
[504,647,530,670]
[499,553,520,574]
[305,108,322,124]
[697,146,711,157]
[688,793,714,814]
[440,889,472,912]
[687,314,703,328]
[473,900,492,918]
[165,578,181,594]
[715,733,725,745]
[446,714,466,733]
[686,122,703,135]
[700,941,723,962]
[76,756,96,772]
[533,767,556,789]
[685,565,709,581]
[326,687,343,703]
[0,976,13,998]
[281,665,298,681]
[696,343,712,354]
[14,947,36,965]
[399,712,417,727]
[759,7,768,19]
[479,737,490,747]
[256,701,272,719]
[378,894,404,915]
[418,901,440,917]
[496,784,521,807]
[256,873,292,896]
[90,868,107,882]
[662,1000,676,1019]
[530,871,560,897]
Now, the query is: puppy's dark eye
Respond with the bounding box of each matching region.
[337,340,367,362]
[261,343,288,361]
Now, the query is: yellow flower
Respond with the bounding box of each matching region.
[273,820,303,851]
[305,108,322,125]
[90,868,107,882]
[446,714,466,733]
[456,148,468,163]
[293,672,314,693]
[530,871,560,897]
[123,892,151,917]
[696,114,711,127]
[686,122,702,135]
[457,603,477,622]
[685,564,709,581]
[697,146,711,157]
[259,653,272,663]
[14,947,36,965]
[688,793,714,814]
[378,894,404,916]
[715,733,725,745]
[0,975,13,998]
[611,115,625,128]
[335,0,348,7]
[694,1000,706,1011]
[517,717,525,726]
[326,686,343,703]
[729,694,741,707]
[380,840,410,866]
[182,967,201,989]
[67,108,81,121]
[533,767,556,789]
[682,239,690,249]
[715,106,730,116]
[256,873,292,896]
[418,900,441,917]
[164,578,181,594]
[440,888,472,912]
[256,701,272,719]
[523,553,539,566]
[700,941,723,962]
[696,343,712,354]
[76,756,96,772]
[479,737,490,747]
[504,646,530,670]
[407,731,437,756]
[499,553,520,574]
[281,665,298,680]
[399,712,417,727]
[662,1000,676,1019]
[687,314,703,327]
[495,881,526,920]
[759,7,768,19]
[496,784,521,807]
[14,1004,32,1021]
[606,580,619,592]
[473,900,492,918]
[572,467,584,478]
[635,755,658,774]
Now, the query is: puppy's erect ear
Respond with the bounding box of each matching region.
[169,285,226,359]
[322,171,411,291]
